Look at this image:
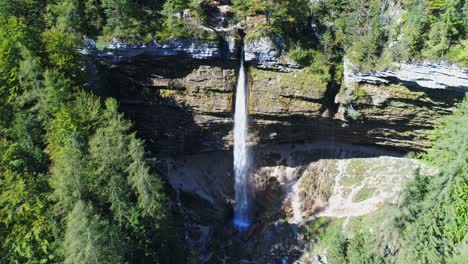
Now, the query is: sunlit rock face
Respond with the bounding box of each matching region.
[159,143,435,263]
[244,36,299,72]
[347,62,468,92]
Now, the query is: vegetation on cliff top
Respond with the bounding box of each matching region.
[306,0,468,70]
[231,0,467,69]
[7,0,463,68]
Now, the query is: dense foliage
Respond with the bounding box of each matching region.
[3,0,462,68]
[0,2,185,263]
[44,0,217,44]
[229,0,468,70]
[394,96,468,263]
[307,0,468,71]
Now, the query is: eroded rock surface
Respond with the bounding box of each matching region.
[349,62,468,92]
[335,60,467,150]
[82,38,231,62]
[244,36,299,72]
[93,52,466,154]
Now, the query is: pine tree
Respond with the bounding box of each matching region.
[0,16,34,104]
[158,0,190,40]
[127,136,167,219]
[396,97,468,262]
[37,70,74,122]
[101,0,134,38]
[347,232,385,264]
[63,200,124,264]
[0,113,53,262]
[18,48,42,92]
[326,229,348,264]
[50,136,89,212]
[42,27,82,79]
[88,98,133,223]
[54,0,85,33]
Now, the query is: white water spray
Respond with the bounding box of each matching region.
[233,49,251,230]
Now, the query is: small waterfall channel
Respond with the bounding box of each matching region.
[233,48,252,231]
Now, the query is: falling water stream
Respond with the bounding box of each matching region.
[233,49,251,231]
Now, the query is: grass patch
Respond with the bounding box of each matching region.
[250,67,329,99]
[301,217,332,236]
[344,206,397,236]
[352,184,375,202]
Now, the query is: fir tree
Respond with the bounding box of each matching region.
[64,200,124,264]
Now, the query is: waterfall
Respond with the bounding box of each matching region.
[233,49,251,230]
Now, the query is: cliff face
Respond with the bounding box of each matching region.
[92,43,466,155]
[85,0,466,155]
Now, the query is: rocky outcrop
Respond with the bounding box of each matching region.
[242,15,299,72]
[95,53,343,155]
[92,52,466,154]
[83,35,298,71]
[81,38,236,62]
[244,36,299,72]
[200,0,235,30]
[249,67,328,115]
[97,57,237,154]
[348,62,468,93]
[334,60,467,150]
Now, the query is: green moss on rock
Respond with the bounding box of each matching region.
[250,67,329,99]
[387,84,424,100]
[159,89,179,98]
[249,67,328,115]
[352,184,376,202]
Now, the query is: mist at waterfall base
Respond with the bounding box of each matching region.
[233,52,252,231]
